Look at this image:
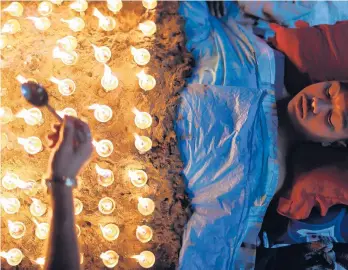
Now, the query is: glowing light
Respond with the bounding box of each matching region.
[15,108,43,126]
[131,46,151,66]
[50,0,63,5]
[57,36,77,52]
[38,1,53,16]
[61,17,85,32]
[91,44,111,63]
[100,224,120,241]
[30,198,47,217]
[1,133,8,150]
[132,251,155,269]
[70,0,88,12]
[3,2,24,17]
[35,257,45,266]
[0,35,8,50]
[0,249,24,266]
[132,108,152,129]
[1,197,20,214]
[136,225,153,243]
[98,197,116,215]
[95,164,114,187]
[50,76,76,96]
[128,170,148,188]
[0,106,13,124]
[52,47,78,65]
[15,75,37,84]
[76,224,81,237]
[57,108,77,118]
[93,139,114,158]
[92,8,116,31]
[139,21,156,37]
[80,253,84,265]
[8,221,26,239]
[34,220,49,240]
[74,198,83,215]
[134,133,152,154]
[1,19,21,34]
[88,104,113,123]
[21,181,40,197]
[107,0,123,13]
[136,70,156,91]
[17,136,43,155]
[101,64,119,92]
[2,172,19,190]
[137,197,155,216]
[27,17,51,31]
[142,0,157,10]
[100,250,119,268]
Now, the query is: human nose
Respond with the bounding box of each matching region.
[312,97,332,114]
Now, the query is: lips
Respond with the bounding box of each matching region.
[297,94,310,119]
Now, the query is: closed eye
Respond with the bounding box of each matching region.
[325,84,332,98]
[327,110,334,129]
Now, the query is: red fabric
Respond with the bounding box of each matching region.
[270,20,348,83]
[277,166,348,220]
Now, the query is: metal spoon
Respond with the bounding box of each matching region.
[20,81,63,123]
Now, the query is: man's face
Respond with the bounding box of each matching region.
[287,81,348,142]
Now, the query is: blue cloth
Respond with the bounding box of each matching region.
[176,1,283,269]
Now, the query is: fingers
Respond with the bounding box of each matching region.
[47,123,61,148]
[75,119,93,158]
[59,116,75,150]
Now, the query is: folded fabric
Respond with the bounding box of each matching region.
[270,20,348,84]
[277,166,348,220]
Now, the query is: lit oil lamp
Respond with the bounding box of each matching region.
[50,0,63,5]
[1,197,21,214]
[70,0,88,12]
[93,139,114,158]
[57,107,77,118]
[128,170,148,188]
[76,224,81,237]
[57,36,77,52]
[100,224,120,241]
[61,17,85,32]
[0,106,13,124]
[74,198,83,215]
[134,133,152,154]
[1,19,21,34]
[15,108,43,126]
[107,0,123,13]
[8,221,26,239]
[27,17,51,31]
[1,132,9,150]
[34,221,49,240]
[91,44,111,63]
[0,34,8,49]
[21,180,40,197]
[2,172,19,190]
[17,136,43,155]
[50,76,76,96]
[34,257,45,267]
[0,249,24,267]
[30,198,47,217]
[101,64,119,92]
[93,8,116,31]
[142,0,157,10]
[136,70,156,91]
[88,104,113,123]
[139,21,156,37]
[100,250,119,268]
[131,46,151,66]
[38,1,53,16]
[132,251,155,269]
[3,2,24,17]
[98,197,116,215]
[132,108,152,129]
[52,47,78,65]
[136,225,153,243]
[95,164,114,187]
[137,197,155,216]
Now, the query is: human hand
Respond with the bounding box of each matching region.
[207,1,226,18]
[47,116,93,179]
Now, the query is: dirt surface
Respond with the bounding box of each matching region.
[1,1,192,269]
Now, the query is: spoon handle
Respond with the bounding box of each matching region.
[46,104,63,123]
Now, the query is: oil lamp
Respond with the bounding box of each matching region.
[35,222,49,240]
[132,108,152,129]
[61,17,85,32]
[1,197,20,214]
[1,20,21,34]
[136,70,156,91]
[70,0,88,12]
[21,180,40,197]
[134,133,152,154]
[100,224,120,241]
[74,198,83,215]
[17,136,43,155]
[128,170,148,188]
[101,64,119,91]
[50,76,76,96]
[50,0,63,5]
[8,221,26,239]
[57,36,77,52]
[95,164,114,187]
[98,197,115,215]
[38,1,53,16]
[57,108,77,118]
[100,250,119,268]
[93,8,116,31]
[30,198,47,217]
[107,0,123,13]
[139,21,156,36]
[142,0,157,10]
[0,106,13,124]
[137,197,155,216]
[27,17,51,31]
[131,46,151,66]
[52,47,78,65]
[3,2,24,17]
[91,44,111,63]
[15,108,43,126]
[136,225,153,243]
[88,104,113,123]
[93,139,114,158]
[2,172,19,190]
[0,34,8,49]
[0,249,24,266]
[132,251,155,268]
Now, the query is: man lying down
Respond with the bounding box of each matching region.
[175,1,348,269]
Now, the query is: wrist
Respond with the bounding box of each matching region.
[45,176,78,192]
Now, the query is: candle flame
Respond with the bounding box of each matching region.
[88,104,100,110]
[131,254,145,262]
[136,70,147,80]
[130,46,138,56]
[92,139,98,147]
[27,17,40,23]
[137,226,146,234]
[132,107,141,116]
[31,197,41,204]
[35,257,45,265]
[16,75,28,84]
[133,133,142,144]
[92,7,105,20]
[15,108,29,119]
[0,251,8,259]
[128,170,136,179]
[103,64,113,78]
[70,0,88,12]
[17,137,27,146]
[100,252,110,260]
[95,164,111,177]
[32,218,40,227]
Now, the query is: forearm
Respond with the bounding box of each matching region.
[44,184,80,270]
